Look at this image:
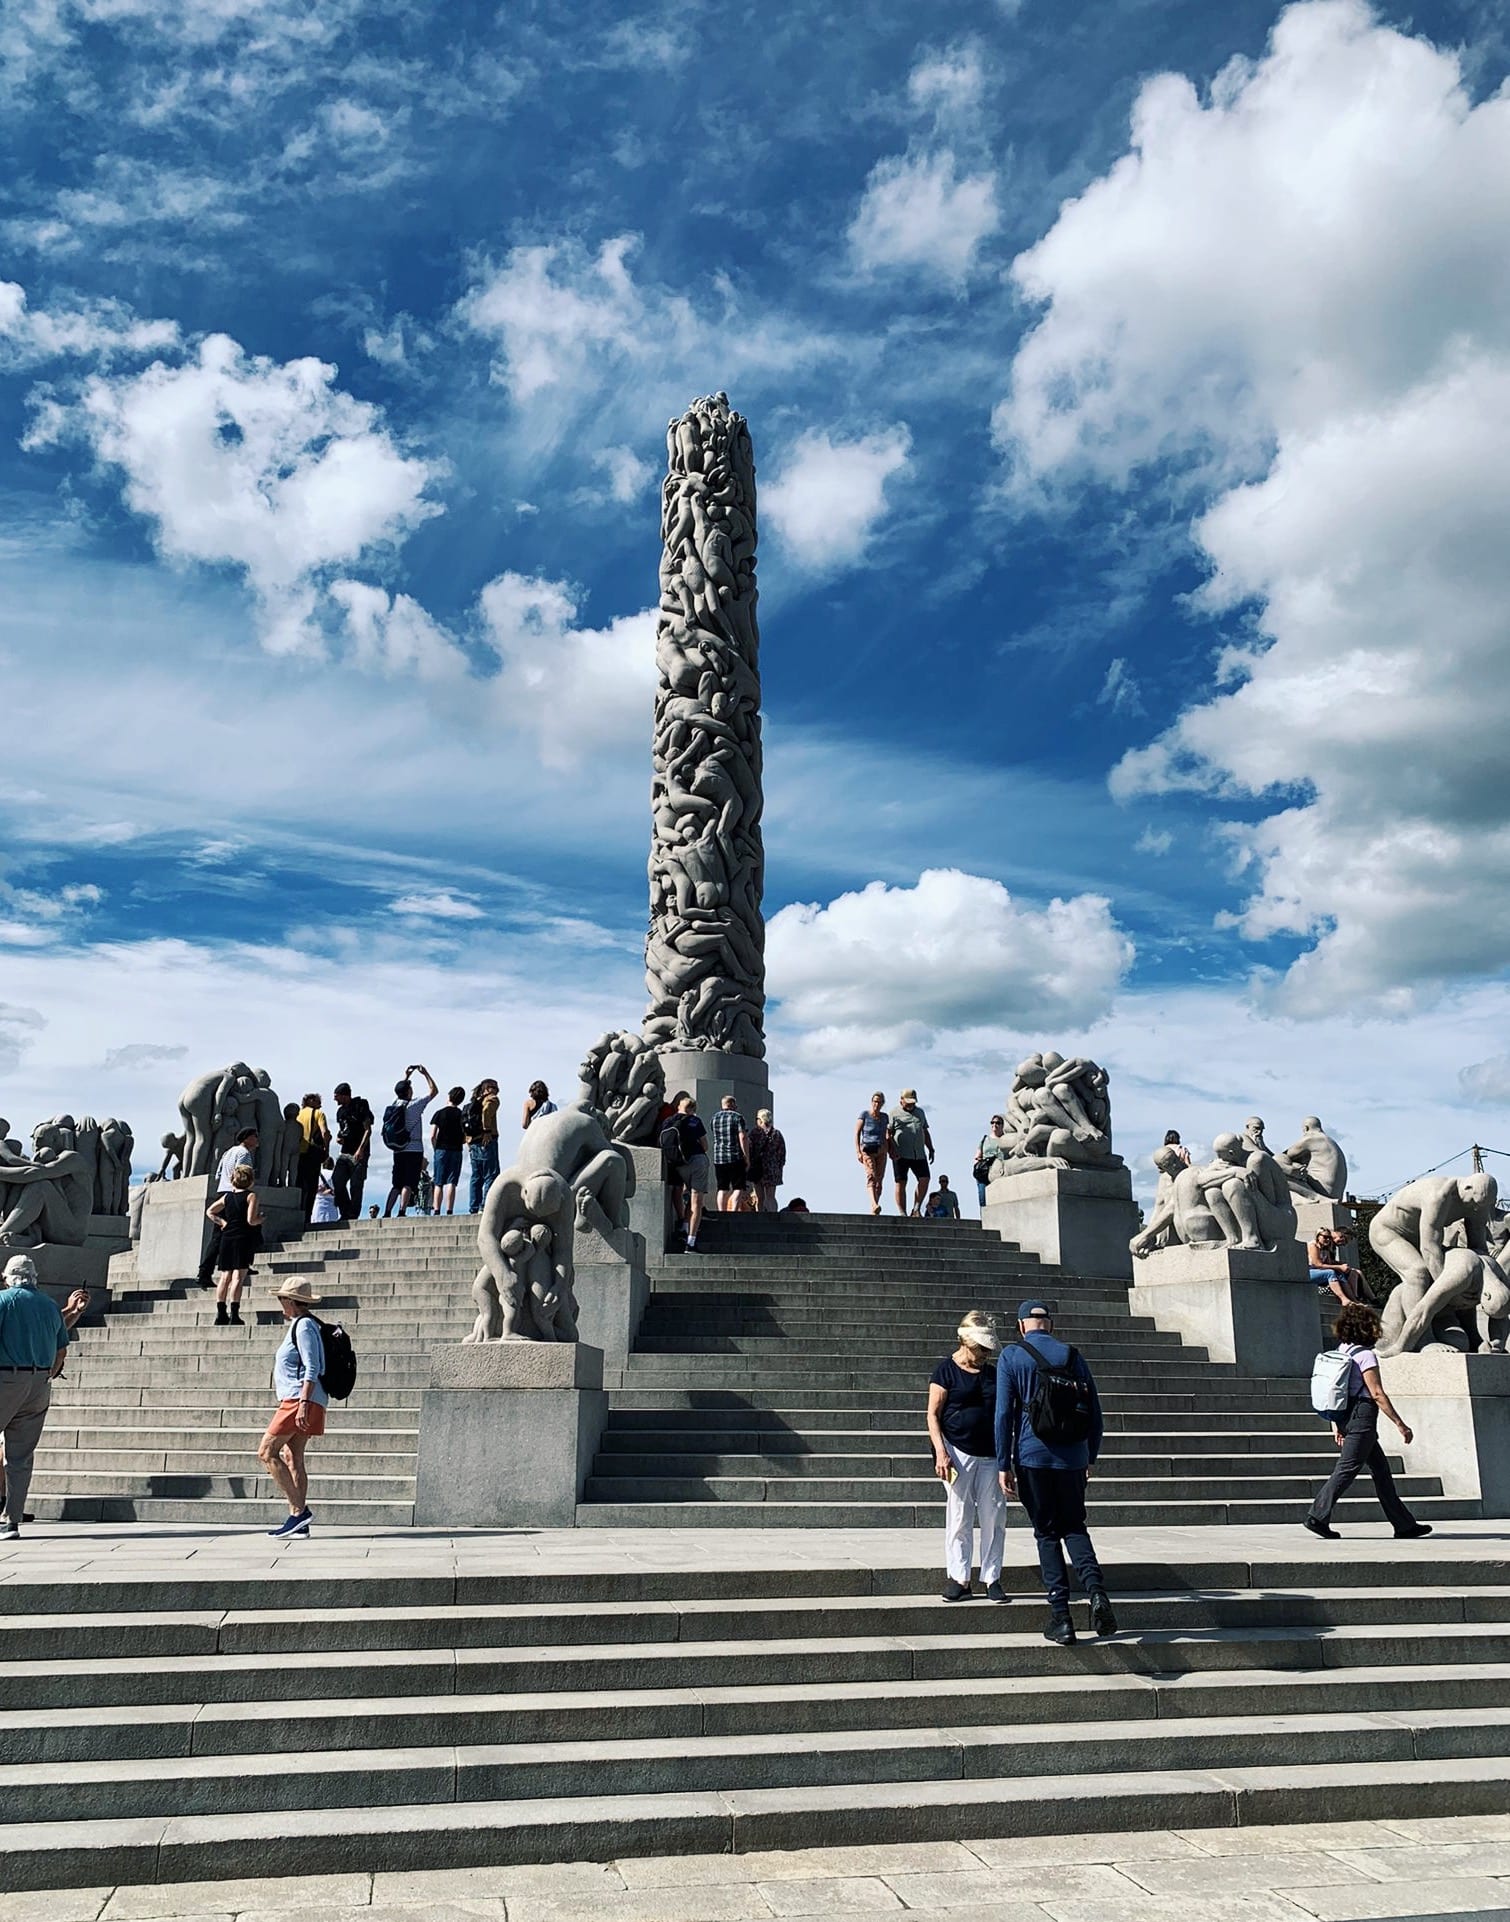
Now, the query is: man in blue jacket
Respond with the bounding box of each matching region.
[996,1298,1117,1645]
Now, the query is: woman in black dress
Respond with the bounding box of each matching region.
[207,1163,262,1327]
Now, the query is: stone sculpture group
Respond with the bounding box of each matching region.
[1368,1173,1509,1356]
[465,1104,635,1345]
[576,1030,665,1146]
[983,1052,1122,1186]
[0,1113,134,1249]
[643,393,766,1064]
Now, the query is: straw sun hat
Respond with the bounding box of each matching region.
[273,1276,321,1304]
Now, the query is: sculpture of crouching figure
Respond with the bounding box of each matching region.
[1370,1173,1509,1357]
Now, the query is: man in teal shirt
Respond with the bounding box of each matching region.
[0,1254,69,1540]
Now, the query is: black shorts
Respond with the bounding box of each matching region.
[715,1160,747,1192]
[391,1150,423,1188]
[893,1156,929,1184]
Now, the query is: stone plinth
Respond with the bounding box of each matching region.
[656,1049,771,1132]
[1129,1240,1315,1375]
[1293,1198,1357,1243]
[23,1214,131,1306]
[574,1218,650,1369]
[625,1144,674,1257]
[982,1164,1138,1280]
[1380,1349,1510,1516]
[414,1342,608,1528]
[134,1176,305,1283]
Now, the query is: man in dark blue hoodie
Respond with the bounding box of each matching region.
[995,1298,1118,1645]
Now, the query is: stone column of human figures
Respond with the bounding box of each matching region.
[643,391,767,1061]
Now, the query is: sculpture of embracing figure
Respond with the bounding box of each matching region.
[465,1103,635,1344]
[986,1051,1122,1187]
[0,1116,96,1249]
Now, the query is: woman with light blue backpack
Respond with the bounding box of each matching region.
[1305,1301,1432,1541]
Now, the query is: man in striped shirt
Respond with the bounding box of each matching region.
[710,1096,751,1214]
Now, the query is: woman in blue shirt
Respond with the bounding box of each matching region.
[255,1276,328,1540]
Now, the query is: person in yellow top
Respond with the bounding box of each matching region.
[295,1093,330,1224]
[465,1078,501,1214]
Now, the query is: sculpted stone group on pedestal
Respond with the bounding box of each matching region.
[983,1052,1122,1189]
[466,1103,635,1346]
[1133,1128,1298,1259]
[0,1113,134,1249]
[1368,1173,1509,1356]
[174,1062,298,1187]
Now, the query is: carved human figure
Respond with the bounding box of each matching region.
[1371,1174,1510,1355]
[274,1105,303,1189]
[463,1103,634,1344]
[1130,1144,1193,1256]
[157,1131,186,1180]
[249,1072,285,1186]
[0,1117,95,1248]
[989,1051,1122,1182]
[577,1031,667,1146]
[1135,1131,1297,1256]
[96,1118,134,1215]
[1241,1117,1269,1156]
[1277,1116,1348,1201]
[177,1062,258,1178]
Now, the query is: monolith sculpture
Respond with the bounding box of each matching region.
[643,391,770,1123]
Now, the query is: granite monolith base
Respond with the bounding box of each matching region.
[656,1048,771,1133]
[134,1176,305,1283]
[1128,1240,1316,1375]
[1380,1349,1510,1516]
[23,1217,129,1319]
[413,1342,608,1528]
[625,1144,675,1257]
[982,1165,1139,1281]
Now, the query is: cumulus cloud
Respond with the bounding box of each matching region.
[849,45,999,283]
[593,443,654,504]
[767,867,1133,1066]
[0,279,179,364]
[849,150,999,283]
[328,580,466,682]
[763,427,911,574]
[57,332,442,655]
[1135,827,1173,856]
[478,572,656,771]
[995,0,1510,1013]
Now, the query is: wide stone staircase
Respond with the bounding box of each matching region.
[30,1210,1473,1529]
[5,1547,1510,1890]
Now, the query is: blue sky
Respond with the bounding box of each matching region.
[2,0,1509,1207]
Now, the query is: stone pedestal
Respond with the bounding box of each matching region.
[657,1048,771,1129]
[1128,1240,1316,1375]
[23,1217,130,1318]
[573,1220,650,1370]
[1293,1198,1356,1243]
[413,1342,608,1528]
[135,1176,305,1284]
[982,1165,1139,1281]
[1380,1350,1510,1516]
[625,1144,675,1257]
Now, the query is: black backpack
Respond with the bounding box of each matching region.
[462,1095,487,1138]
[314,1318,357,1401]
[380,1100,409,1150]
[658,1120,685,1174]
[1016,1338,1096,1446]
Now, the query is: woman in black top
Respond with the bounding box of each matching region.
[927,1310,1007,1601]
[207,1164,261,1328]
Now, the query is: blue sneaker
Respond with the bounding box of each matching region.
[268,1510,311,1539]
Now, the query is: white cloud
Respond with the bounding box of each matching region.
[458,234,696,404]
[0,877,104,948]
[849,150,999,283]
[763,426,911,574]
[995,0,1510,1013]
[0,1001,44,1076]
[328,580,467,682]
[59,332,442,656]
[0,278,180,364]
[767,867,1133,1067]
[594,443,654,504]
[908,47,987,122]
[1134,827,1173,857]
[1097,657,1142,716]
[389,890,485,921]
[1460,1055,1510,1107]
[478,572,656,771]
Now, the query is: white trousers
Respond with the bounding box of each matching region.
[943,1442,1006,1583]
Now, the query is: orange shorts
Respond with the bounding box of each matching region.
[264,1398,326,1441]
